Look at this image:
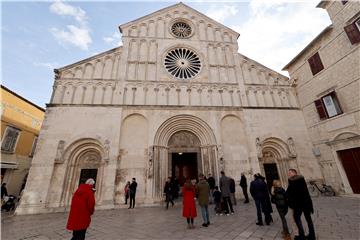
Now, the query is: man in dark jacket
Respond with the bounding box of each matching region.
[240,173,249,203]
[219,171,234,215]
[128,178,138,209]
[286,169,316,240]
[250,173,273,226]
[207,173,215,203]
[164,177,174,209]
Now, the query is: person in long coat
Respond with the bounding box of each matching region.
[182,179,197,229]
[250,173,273,226]
[219,171,234,214]
[286,169,315,240]
[271,180,290,240]
[67,178,95,240]
[196,173,210,227]
[239,173,249,203]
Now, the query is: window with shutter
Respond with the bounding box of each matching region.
[315,91,343,121]
[1,126,21,153]
[314,99,328,120]
[308,52,324,76]
[344,18,360,45]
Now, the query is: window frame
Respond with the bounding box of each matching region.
[1,126,21,153]
[308,52,324,76]
[314,91,343,121]
[344,17,360,45]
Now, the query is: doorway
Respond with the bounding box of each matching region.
[172,152,198,186]
[337,147,360,194]
[263,163,280,191]
[79,169,98,186]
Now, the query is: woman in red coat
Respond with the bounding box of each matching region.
[67,178,95,240]
[182,179,197,229]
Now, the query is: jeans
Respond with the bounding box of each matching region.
[129,194,136,208]
[241,186,249,202]
[254,198,271,223]
[165,193,174,209]
[293,208,315,238]
[222,196,234,214]
[71,229,86,240]
[278,210,289,234]
[200,205,209,223]
[214,202,221,213]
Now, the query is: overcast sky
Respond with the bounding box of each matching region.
[2,0,331,108]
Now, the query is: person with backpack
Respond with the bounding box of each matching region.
[271,180,290,240]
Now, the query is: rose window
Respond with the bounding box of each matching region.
[164,48,201,80]
[171,22,192,38]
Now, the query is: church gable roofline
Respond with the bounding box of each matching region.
[118,2,240,39]
[239,53,289,80]
[57,46,122,72]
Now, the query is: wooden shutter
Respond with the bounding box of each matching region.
[308,52,324,75]
[314,99,328,120]
[344,22,360,45]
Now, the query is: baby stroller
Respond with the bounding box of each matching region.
[1,195,17,212]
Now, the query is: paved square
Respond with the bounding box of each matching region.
[2,197,359,240]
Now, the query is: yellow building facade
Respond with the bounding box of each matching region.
[1,85,45,197]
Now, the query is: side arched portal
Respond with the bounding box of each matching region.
[151,115,217,200]
[259,137,298,189]
[59,139,105,208]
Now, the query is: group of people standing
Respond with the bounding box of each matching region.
[249,169,316,240]
[65,168,316,240]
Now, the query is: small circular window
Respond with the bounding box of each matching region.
[164,48,201,80]
[171,22,192,38]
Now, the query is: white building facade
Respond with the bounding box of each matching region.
[283,1,360,195]
[17,3,324,215]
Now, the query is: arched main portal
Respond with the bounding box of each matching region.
[151,115,217,200]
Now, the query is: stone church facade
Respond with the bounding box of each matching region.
[17,3,325,215]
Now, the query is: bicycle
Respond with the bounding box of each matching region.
[308,180,336,197]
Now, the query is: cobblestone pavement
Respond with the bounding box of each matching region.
[2,196,359,240]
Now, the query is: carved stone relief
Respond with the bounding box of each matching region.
[54,140,66,163]
[287,137,297,158]
[168,131,200,148]
[103,139,110,162]
[256,137,263,158]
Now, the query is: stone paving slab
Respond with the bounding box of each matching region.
[1,197,360,240]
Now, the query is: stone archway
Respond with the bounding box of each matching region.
[151,115,217,200]
[59,139,105,208]
[258,137,297,188]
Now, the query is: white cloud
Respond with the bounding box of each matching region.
[50,0,87,25]
[49,1,92,50]
[233,0,331,74]
[206,4,238,23]
[50,25,92,51]
[103,31,123,47]
[34,62,59,70]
